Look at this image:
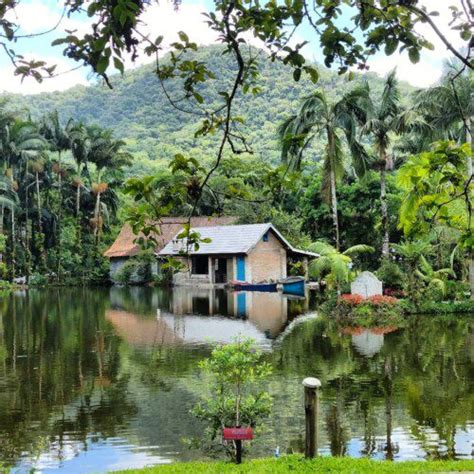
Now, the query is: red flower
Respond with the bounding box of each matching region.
[366,295,398,305]
[339,294,363,305]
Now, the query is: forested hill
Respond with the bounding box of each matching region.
[4,45,414,172]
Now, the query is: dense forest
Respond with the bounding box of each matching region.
[4,46,413,174]
[0,46,473,306]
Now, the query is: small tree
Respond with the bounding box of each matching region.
[308,241,374,292]
[398,141,474,298]
[191,338,272,461]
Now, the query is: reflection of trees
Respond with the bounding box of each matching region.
[273,315,474,459]
[0,289,138,467]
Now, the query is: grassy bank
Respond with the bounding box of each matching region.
[115,455,474,473]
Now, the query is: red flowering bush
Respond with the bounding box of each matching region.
[366,295,398,306]
[339,294,363,305]
[329,293,403,329]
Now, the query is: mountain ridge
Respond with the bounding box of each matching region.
[3,45,415,172]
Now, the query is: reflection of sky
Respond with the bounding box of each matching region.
[12,435,171,473]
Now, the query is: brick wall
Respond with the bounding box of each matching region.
[247,230,287,282]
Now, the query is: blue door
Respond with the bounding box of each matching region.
[236,256,246,281]
[237,292,247,318]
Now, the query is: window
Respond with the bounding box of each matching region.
[191,255,209,275]
[263,232,269,242]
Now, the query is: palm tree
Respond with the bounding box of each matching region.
[40,112,74,281]
[68,122,90,256]
[361,70,405,260]
[415,62,473,177]
[82,126,131,244]
[415,255,453,298]
[415,65,474,291]
[0,176,17,268]
[307,240,374,291]
[279,86,370,249]
[0,119,47,276]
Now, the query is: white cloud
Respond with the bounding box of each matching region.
[366,0,466,87]
[367,54,443,88]
[0,56,88,94]
[139,1,218,51]
[5,1,88,36]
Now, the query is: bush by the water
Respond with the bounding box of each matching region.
[326,294,404,327]
[401,299,474,315]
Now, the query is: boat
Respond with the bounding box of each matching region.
[280,276,305,296]
[230,281,278,292]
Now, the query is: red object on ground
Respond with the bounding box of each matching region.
[223,427,254,440]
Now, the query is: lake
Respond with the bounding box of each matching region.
[0,287,473,472]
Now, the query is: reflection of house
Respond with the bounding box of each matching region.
[170,288,289,338]
[103,216,237,281]
[159,223,317,287]
[106,288,293,345]
[106,310,182,346]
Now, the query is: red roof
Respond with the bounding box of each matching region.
[104,216,238,258]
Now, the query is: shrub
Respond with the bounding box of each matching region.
[189,338,272,461]
[327,293,403,327]
[29,273,49,287]
[339,294,363,305]
[376,261,406,290]
[115,254,153,285]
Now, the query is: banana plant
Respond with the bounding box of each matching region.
[308,241,374,291]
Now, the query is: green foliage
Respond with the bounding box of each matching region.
[326,295,404,328]
[308,241,374,288]
[398,141,472,246]
[112,454,474,474]
[0,102,128,284]
[115,253,154,285]
[376,261,406,290]
[401,299,474,315]
[6,46,414,172]
[191,338,272,461]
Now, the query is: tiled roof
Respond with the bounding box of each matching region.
[103,216,238,258]
[159,223,319,257]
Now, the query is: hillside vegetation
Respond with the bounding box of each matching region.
[4,46,413,174]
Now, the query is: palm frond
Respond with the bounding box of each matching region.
[343,244,374,256]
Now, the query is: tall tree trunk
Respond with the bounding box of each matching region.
[10,208,15,279]
[35,172,46,271]
[0,204,4,265]
[93,191,101,243]
[75,177,82,261]
[36,172,42,234]
[328,130,340,250]
[57,151,63,284]
[330,167,339,251]
[380,149,390,260]
[466,118,473,299]
[466,117,472,178]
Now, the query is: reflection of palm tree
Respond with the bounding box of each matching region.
[383,356,394,460]
[326,379,347,456]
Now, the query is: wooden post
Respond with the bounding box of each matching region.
[235,440,242,464]
[303,377,321,458]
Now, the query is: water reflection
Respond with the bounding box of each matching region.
[0,288,472,472]
[108,287,306,344]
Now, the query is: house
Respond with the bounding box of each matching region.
[158,222,317,287]
[104,216,237,281]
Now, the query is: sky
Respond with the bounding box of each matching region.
[0,0,463,95]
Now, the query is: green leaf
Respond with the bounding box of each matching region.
[408,48,420,64]
[96,55,109,74]
[113,57,124,74]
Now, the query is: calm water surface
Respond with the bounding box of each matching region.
[0,287,473,472]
